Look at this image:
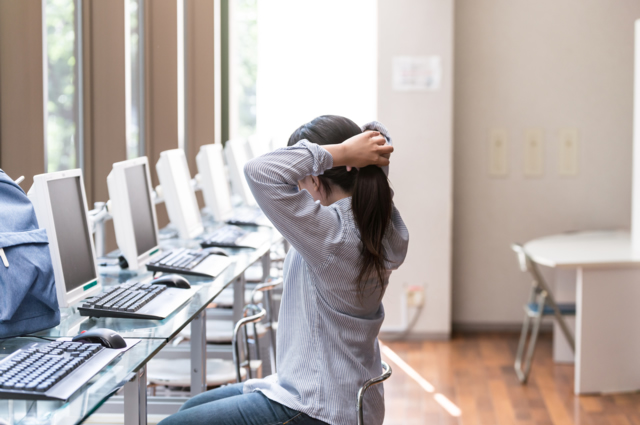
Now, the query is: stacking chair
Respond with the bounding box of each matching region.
[511,244,576,383]
[233,303,267,382]
[175,278,281,371]
[357,361,392,425]
[147,304,266,389]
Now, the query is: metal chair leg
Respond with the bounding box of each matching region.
[357,361,392,425]
[527,260,575,352]
[515,294,545,384]
[243,325,252,379]
[514,311,532,383]
[233,305,266,383]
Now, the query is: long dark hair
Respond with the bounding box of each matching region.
[288,115,393,299]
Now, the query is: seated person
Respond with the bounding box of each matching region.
[159,116,409,425]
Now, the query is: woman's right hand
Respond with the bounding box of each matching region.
[325,131,393,170]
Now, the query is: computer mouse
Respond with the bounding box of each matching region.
[203,247,229,257]
[72,328,127,349]
[153,274,191,289]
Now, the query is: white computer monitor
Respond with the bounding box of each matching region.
[107,156,161,270]
[224,139,257,206]
[156,148,204,240]
[196,144,234,222]
[28,169,102,308]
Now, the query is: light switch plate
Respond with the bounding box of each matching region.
[524,128,544,177]
[489,128,508,177]
[558,129,579,176]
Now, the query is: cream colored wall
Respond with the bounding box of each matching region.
[378,0,454,337]
[453,0,640,327]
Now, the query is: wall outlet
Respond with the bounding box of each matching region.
[406,285,424,308]
[488,128,508,177]
[524,128,544,177]
[558,129,579,176]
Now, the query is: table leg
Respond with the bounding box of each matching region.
[124,365,147,425]
[190,311,207,396]
[576,267,640,394]
[553,268,576,363]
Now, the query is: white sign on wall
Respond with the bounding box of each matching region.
[392,56,442,91]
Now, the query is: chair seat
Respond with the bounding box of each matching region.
[526,302,576,316]
[147,358,247,387]
[179,319,267,343]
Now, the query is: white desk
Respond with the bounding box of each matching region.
[524,230,640,394]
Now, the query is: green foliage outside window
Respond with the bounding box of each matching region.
[46,0,78,172]
[234,0,257,138]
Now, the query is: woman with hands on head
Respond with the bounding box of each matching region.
[159,115,409,425]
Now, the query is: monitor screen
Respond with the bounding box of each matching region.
[125,164,158,255]
[47,177,97,293]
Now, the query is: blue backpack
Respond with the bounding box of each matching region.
[0,169,60,338]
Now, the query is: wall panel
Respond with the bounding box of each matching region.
[0,0,46,189]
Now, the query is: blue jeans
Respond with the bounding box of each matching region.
[157,383,329,425]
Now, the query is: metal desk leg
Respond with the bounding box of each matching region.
[25,400,36,418]
[264,290,277,373]
[233,275,245,324]
[190,311,207,396]
[124,365,147,425]
[261,251,270,282]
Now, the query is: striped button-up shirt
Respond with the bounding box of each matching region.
[243,122,409,425]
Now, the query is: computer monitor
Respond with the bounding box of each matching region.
[156,148,204,240]
[224,139,257,206]
[28,169,102,308]
[107,156,161,270]
[196,144,234,222]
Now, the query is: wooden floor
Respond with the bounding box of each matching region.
[381,333,640,425]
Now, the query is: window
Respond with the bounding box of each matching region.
[229,0,258,140]
[126,0,145,159]
[226,0,377,150]
[45,0,83,172]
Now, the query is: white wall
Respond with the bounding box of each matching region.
[377,0,454,337]
[454,1,640,327]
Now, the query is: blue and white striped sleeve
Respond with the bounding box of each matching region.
[244,140,344,270]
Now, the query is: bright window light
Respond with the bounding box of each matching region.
[254,0,377,148]
[380,344,435,393]
[380,343,463,418]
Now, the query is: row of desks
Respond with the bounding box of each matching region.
[0,224,283,425]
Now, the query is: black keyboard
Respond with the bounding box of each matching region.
[0,340,124,401]
[226,208,271,226]
[201,225,266,249]
[146,248,232,278]
[78,280,200,320]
